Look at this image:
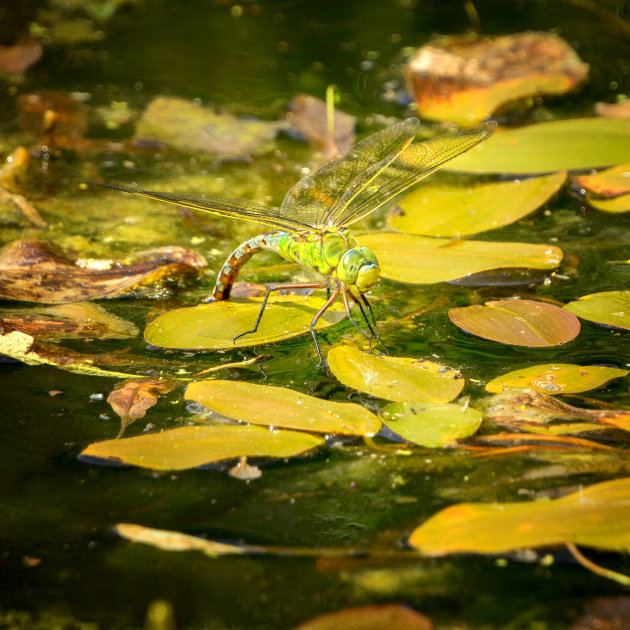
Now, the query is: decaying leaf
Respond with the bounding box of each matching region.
[407,32,588,124]
[0,302,139,340]
[0,239,206,303]
[484,389,630,433]
[18,90,88,140]
[573,163,630,198]
[135,96,285,157]
[288,93,356,157]
[570,597,630,630]
[595,99,630,118]
[0,42,43,74]
[292,604,433,630]
[107,378,176,436]
[114,523,247,556]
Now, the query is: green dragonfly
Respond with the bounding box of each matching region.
[102,117,495,360]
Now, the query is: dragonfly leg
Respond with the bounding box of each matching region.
[341,286,372,342]
[232,282,326,344]
[347,290,389,355]
[357,292,388,355]
[310,286,340,364]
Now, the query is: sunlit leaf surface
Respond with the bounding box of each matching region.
[486,363,627,394]
[185,379,381,436]
[586,193,630,213]
[379,402,482,447]
[328,346,464,403]
[292,604,432,630]
[144,295,346,350]
[80,424,324,470]
[409,477,630,555]
[449,299,580,347]
[390,172,566,237]
[573,163,630,197]
[448,118,630,174]
[358,233,562,284]
[564,291,630,330]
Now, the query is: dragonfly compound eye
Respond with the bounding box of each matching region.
[338,247,380,291]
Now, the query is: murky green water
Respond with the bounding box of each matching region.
[3,1,630,628]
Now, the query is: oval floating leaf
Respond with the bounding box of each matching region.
[573,163,630,197]
[358,233,562,284]
[80,424,324,470]
[379,402,482,448]
[328,346,464,404]
[586,193,630,213]
[185,379,381,436]
[448,118,630,174]
[390,172,566,237]
[145,295,346,350]
[486,363,628,394]
[564,291,630,331]
[449,299,580,347]
[293,604,432,630]
[409,476,630,555]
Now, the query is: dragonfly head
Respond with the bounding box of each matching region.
[338,247,380,293]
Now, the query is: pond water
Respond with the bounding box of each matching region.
[3,1,630,629]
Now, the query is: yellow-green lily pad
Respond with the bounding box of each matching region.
[573,163,630,197]
[586,192,630,213]
[486,363,628,394]
[327,346,464,403]
[358,233,562,284]
[448,118,630,174]
[379,401,482,448]
[564,291,630,331]
[80,424,324,471]
[185,379,381,436]
[144,295,346,350]
[390,171,566,237]
[409,476,630,555]
[449,299,580,347]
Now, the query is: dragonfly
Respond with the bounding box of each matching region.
[101,117,496,361]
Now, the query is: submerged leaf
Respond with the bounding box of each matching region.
[486,364,627,394]
[449,118,630,174]
[185,379,381,436]
[80,424,324,470]
[408,476,630,555]
[328,346,464,403]
[407,32,588,124]
[0,302,138,340]
[449,299,580,347]
[144,296,346,350]
[292,604,432,630]
[0,239,206,304]
[358,233,562,284]
[390,172,566,237]
[564,291,630,330]
[135,96,284,157]
[379,402,482,447]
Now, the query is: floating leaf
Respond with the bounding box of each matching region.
[0,302,138,340]
[379,402,482,447]
[327,346,464,404]
[292,604,432,630]
[573,163,630,197]
[407,32,588,125]
[390,172,566,237]
[449,299,580,347]
[108,378,176,437]
[586,193,630,213]
[115,523,246,556]
[408,477,630,555]
[448,118,630,174]
[484,389,630,433]
[564,291,630,331]
[486,364,627,394]
[185,379,381,436]
[0,331,142,378]
[0,239,206,304]
[358,233,562,284]
[135,96,284,157]
[80,424,324,470]
[144,296,346,350]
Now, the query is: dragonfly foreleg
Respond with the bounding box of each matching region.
[232,282,327,345]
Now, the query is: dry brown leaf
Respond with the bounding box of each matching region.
[0,42,42,74]
[0,239,206,303]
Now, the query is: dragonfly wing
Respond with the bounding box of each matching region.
[280,118,421,229]
[333,120,497,228]
[97,183,312,232]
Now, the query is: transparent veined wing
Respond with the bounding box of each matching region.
[280,118,421,229]
[96,184,313,232]
[331,120,497,228]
